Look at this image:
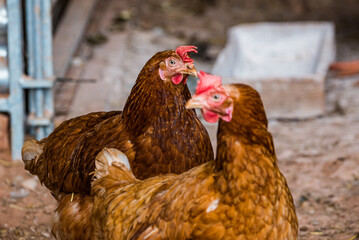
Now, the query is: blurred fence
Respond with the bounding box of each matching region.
[0,0,54,160]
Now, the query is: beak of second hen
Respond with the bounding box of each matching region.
[186,95,204,110]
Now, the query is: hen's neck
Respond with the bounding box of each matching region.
[122,71,193,135]
[214,123,296,239]
[215,118,279,198]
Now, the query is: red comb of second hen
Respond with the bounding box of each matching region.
[196,71,222,94]
[175,45,198,63]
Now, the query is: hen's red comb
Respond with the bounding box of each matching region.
[195,71,222,94]
[175,45,198,63]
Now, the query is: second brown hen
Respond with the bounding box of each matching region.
[90,72,298,240]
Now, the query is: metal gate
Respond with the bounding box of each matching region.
[0,0,54,160]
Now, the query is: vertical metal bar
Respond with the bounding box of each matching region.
[33,0,45,139]
[25,0,34,77]
[24,0,54,139]
[33,0,42,80]
[0,1,9,91]
[26,0,35,136]
[41,0,54,135]
[7,0,24,160]
[41,0,52,78]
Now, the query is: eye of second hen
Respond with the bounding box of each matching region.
[211,93,222,102]
[168,59,177,66]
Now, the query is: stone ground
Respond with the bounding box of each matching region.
[1,0,359,239]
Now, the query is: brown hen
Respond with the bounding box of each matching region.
[23,47,214,239]
[90,71,298,240]
[22,46,214,196]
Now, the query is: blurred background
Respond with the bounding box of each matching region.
[0,0,359,239]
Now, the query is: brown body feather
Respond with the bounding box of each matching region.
[89,84,298,240]
[51,193,94,240]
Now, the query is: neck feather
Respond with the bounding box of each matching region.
[215,122,279,200]
[122,68,192,135]
[214,94,278,196]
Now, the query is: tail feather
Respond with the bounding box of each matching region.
[92,148,136,193]
[22,139,43,173]
[94,147,131,178]
[22,138,63,197]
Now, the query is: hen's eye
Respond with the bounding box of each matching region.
[211,93,221,102]
[169,59,176,65]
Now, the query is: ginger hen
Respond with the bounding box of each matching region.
[90,71,298,240]
[22,46,213,196]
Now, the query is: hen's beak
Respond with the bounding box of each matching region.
[181,63,198,77]
[186,96,203,109]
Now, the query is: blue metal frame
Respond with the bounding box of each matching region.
[26,0,54,139]
[0,0,54,160]
[0,0,25,160]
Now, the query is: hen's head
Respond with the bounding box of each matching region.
[144,46,198,85]
[186,71,232,123]
[186,71,267,127]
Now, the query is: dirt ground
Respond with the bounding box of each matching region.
[1,0,359,239]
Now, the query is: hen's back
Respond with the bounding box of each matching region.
[23,111,124,195]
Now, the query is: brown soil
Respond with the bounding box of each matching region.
[0,150,56,240]
[272,115,359,240]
